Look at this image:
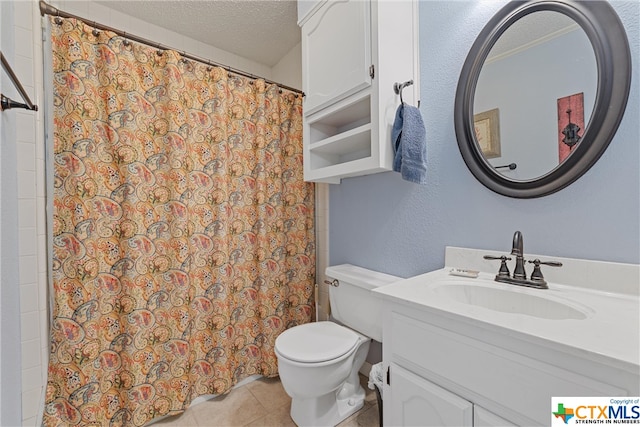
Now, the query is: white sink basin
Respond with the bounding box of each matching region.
[374,258,639,369]
[431,281,592,320]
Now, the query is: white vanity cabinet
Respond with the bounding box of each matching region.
[376,248,640,426]
[381,303,636,426]
[389,363,473,426]
[298,0,419,183]
[389,362,515,427]
[474,407,517,427]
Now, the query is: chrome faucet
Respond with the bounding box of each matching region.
[484,231,562,289]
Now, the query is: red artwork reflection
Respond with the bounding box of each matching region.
[557,92,584,163]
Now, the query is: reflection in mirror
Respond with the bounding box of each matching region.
[455,0,631,198]
[473,11,596,180]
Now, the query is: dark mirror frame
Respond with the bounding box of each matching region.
[454,0,631,198]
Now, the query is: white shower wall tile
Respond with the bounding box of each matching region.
[19,256,38,285]
[8,5,46,425]
[17,142,36,171]
[19,228,37,257]
[20,312,40,342]
[14,1,33,30]
[13,55,34,87]
[18,170,36,199]
[18,199,37,228]
[16,112,35,142]
[21,339,41,370]
[35,130,45,160]
[22,366,42,394]
[20,283,39,314]
[21,387,41,420]
[14,26,34,58]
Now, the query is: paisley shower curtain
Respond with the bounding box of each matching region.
[44,17,315,426]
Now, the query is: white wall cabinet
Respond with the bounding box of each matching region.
[299,0,419,183]
[302,0,372,115]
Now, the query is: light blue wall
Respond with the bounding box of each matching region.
[330,1,640,278]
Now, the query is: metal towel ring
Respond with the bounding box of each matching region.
[394,80,419,107]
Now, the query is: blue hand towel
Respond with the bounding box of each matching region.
[391,103,427,184]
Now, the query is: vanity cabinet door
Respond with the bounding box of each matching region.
[301,0,372,116]
[474,406,517,427]
[389,364,473,427]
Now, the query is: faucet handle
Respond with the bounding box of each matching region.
[528,259,562,283]
[533,260,563,267]
[484,255,512,277]
[483,255,512,260]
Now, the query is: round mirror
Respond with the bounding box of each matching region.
[455,1,631,198]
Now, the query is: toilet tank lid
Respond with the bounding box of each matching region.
[325,264,400,291]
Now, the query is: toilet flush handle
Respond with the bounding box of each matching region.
[324,279,339,287]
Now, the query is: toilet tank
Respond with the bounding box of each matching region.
[326,264,400,342]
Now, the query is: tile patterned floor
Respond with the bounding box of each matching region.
[150,374,380,427]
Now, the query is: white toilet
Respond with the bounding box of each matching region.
[275,264,399,427]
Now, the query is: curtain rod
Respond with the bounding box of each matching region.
[39,0,304,96]
[1,51,38,111]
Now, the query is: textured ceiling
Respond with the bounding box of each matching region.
[98,0,301,67]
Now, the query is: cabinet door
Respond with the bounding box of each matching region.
[474,406,517,427]
[302,0,372,115]
[389,364,473,427]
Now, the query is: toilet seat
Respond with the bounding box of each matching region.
[276,322,359,363]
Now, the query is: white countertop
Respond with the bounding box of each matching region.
[374,268,640,371]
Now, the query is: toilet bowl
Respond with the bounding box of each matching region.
[275,264,399,427]
[275,321,370,426]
